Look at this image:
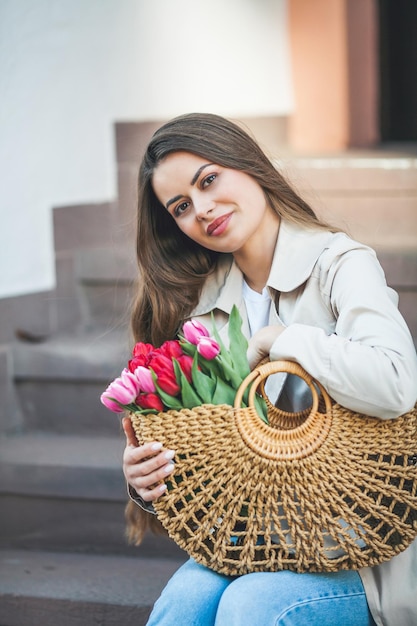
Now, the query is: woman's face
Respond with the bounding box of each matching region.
[152,151,279,255]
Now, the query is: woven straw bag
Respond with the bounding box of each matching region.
[130,360,417,575]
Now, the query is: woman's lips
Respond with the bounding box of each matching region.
[206,213,233,236]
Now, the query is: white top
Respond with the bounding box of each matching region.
[242,280,271,337]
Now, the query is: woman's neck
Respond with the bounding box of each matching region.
[233,214,280,293]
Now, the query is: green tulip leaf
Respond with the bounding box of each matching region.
[191,355,215,403]
[179,340,197,358]
[212,377,236,406]
[173,360,203,408]
[210,312,233,366]
[228,305,250,379]
[254,393,269,424]
[154,382,184,409]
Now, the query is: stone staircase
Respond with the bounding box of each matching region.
[0,123,187,626]
[0,120,416,625]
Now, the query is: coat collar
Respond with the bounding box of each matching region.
[191,220,334,317]
[267,219,334,293]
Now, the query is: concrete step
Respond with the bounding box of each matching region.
[73,247,136,331]
[0,432,185,560]
[12,328,131,435]
[0,549,183,626]
[52,201,135,332]
[281,149,417,250]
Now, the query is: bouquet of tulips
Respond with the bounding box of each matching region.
[101,306,267,422]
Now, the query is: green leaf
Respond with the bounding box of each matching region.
[210,312,233,366]
[179,340,197,358]
[232,386,268,424]
[131,408,159,415]
[107,397,136,412]
[254,394,269,424]
[191,355,216,403]
[216,355,242,389]
[173,360,202,409]
[228,305,250,380]
[197,353,223,379]
[212,376,236,406]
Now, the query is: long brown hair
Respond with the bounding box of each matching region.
[127,112,334,544]
[131,112,332,346]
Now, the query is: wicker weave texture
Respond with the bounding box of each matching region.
[131,361,417,575]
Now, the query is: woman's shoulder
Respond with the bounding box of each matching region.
[317,229,381,275]
[282,219,375,257]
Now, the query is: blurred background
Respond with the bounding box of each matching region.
[0,1,416,624]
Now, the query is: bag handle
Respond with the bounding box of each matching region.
[234,360,333,461]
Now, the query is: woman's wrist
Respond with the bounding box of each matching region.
[127,483,156,515]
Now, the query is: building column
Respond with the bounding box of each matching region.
[287,0,379,152]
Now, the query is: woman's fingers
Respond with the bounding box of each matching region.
[123,440,176,501]
[139,460,175,502]
[122,417,138,447]
[247,325,285,369]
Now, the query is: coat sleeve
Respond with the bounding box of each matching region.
[269,246,417,419]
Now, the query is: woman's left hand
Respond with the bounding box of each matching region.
[247,324,285,369]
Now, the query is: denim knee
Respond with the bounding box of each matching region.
[214,570,375,626]
[146,559,233,626]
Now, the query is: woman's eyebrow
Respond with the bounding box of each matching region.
[190,163,212,185]
[165,163,213,209]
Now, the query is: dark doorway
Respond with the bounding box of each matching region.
[378,0,417,141]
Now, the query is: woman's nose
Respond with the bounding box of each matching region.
[194,195,215,220]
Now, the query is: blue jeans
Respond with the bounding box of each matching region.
[146,558,376,626]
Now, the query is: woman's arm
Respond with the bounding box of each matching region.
[250,248,417,419]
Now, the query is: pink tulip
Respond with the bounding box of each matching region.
[197,337,221,360]
[182,319,210,345]
[100,368,141,412]
[100,392,125,413]
[134,366,156,393]
[120,368,141,398]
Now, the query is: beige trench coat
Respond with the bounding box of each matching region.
[190,220,417,626]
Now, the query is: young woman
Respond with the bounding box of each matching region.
[122,113,417,625]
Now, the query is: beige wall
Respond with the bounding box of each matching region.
[0,0,293,299]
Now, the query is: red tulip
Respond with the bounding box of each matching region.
[136,392,164,411]
[128,342,155,371]
[177,354,194,382]
[159,340,183,359]
[150,354,180,396]
[132,342,154,358]
[156,370,180,396]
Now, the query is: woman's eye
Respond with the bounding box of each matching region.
[201,173,216,188]
[174,201,190,217]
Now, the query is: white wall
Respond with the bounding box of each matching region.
[0,0,293,298]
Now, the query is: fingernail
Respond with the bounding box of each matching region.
[164,449,175,460]
[151,442,163,451]
[159,484,167,493]
[163,463,174,474]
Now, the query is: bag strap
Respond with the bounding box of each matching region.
[234,360,332,413]
[234,360,334,461]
